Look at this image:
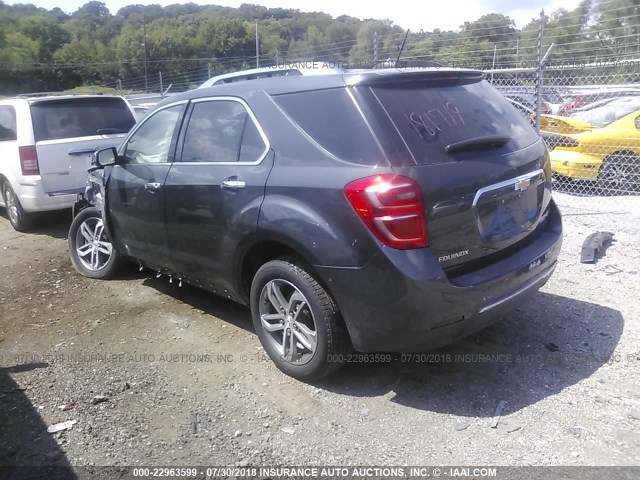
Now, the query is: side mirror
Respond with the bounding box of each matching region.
[94,147,118,167]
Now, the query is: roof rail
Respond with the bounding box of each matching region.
[198,65,345,89]
[16,91,110,98]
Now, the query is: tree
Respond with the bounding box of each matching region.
[461,13,516,44]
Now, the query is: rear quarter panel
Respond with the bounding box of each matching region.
[250,89,389,268]
[0,100,35,206]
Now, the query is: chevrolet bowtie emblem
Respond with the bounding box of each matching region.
[515,178,531,191]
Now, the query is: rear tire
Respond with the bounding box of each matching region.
[597,153,640,194]
[69,207,122,279]
[250,256,351,381]
[2,182,35,232]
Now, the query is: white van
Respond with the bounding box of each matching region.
[0,94,136,231]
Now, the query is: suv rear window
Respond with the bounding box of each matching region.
[370,80,539,165]
[30,97,136,142]
[273,88,383,165]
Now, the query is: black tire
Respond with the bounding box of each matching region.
[2,182,35,232]
[597,153,640,194]
[69,207,122,279]
[250,256,351,381]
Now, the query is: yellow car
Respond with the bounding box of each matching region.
[540,97,640,192]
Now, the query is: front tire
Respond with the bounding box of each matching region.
[69,207,122,279]
[250,256,351,381]
[2,183,35,232]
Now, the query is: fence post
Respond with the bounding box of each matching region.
[373,31,378,68]
[159,71,163,96]
[255,19,260,68]
[491,44,497,82]
[535,9,545,133]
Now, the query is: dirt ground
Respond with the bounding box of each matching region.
[0,197,639,471]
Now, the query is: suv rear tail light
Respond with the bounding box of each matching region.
[19,145,40,176]
[344,174,428,249]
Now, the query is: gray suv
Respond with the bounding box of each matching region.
[68,69,562,380]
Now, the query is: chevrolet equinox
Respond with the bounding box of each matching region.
[68,69,563,380]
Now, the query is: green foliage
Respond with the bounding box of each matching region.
[0,0,637,94]
[64,84,124,94]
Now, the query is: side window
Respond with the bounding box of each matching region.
[123,104,183,164]
[181,100,266,163]
[0,106,17,142]
[635,115,640,130]
[273,88,383,165]
[239,116,267,163]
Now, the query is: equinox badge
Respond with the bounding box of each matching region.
[439,249,470,262]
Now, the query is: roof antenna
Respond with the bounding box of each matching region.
[395,29,410,68]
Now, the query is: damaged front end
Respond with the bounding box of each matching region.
[72,162,107,219]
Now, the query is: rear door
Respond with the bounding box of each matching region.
[30,97,136,196]
[105,102,186,267]
[164,97,273,293]
[361,76,552,271]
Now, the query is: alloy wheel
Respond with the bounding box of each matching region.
[75,216,113,271]
[5,188,19,224]
[258,279,318,365]
[602,162,629,189]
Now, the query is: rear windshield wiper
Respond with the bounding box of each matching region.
[445,135,510,154]
[97,128,130,135]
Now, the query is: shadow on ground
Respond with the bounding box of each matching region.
[318,292,623,416]
[0,208,72,240]
[0,362,77,479]
[142,275,253,333]
[143,281,622,417]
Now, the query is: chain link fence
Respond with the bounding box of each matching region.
[487,63,640,219]
[98,6,640,217]
[121,58,640,218]
[480,6,640,219]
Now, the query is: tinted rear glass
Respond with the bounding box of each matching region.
[0,106,17,141]
[30,97,136,141]
[370,80,539,165]
[273,88,383,165]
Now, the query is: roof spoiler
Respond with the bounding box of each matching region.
[345,69,485,86]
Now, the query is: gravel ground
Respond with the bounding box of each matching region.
[0,196,639,470]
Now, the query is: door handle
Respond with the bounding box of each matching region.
[221,177,246,193]
[144,182,161,194]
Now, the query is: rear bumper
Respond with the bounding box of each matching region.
[317,200,563,352]
[15,180,79,212]
[550,149,602,180]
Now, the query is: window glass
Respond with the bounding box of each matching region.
[570,98,640,127]
[30,97,135,141]
[123,105,183,164]
[370,80,540,165]
[181,100,265,163]
[239,117,267,163]
[274,88,382,165]
[0,106,17,142]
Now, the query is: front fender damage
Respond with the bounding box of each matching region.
[72,168,107,219]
